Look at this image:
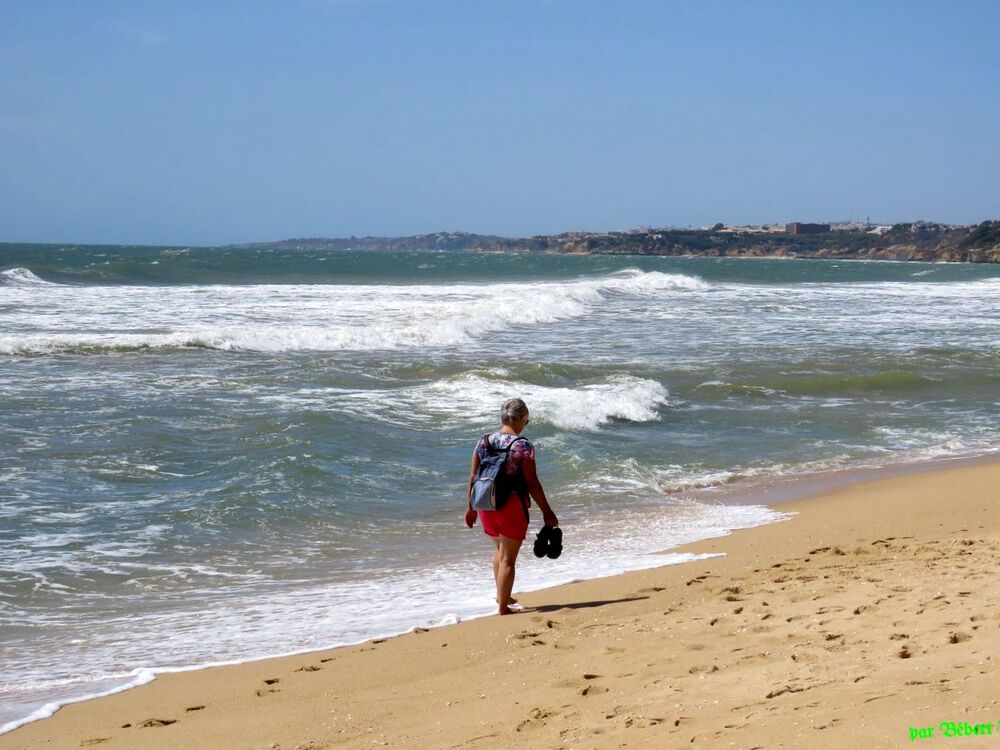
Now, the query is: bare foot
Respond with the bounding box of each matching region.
[497,597,518,605]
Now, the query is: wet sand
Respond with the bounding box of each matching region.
[2,459,998,749]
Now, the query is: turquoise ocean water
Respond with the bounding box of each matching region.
[2,245,999,731]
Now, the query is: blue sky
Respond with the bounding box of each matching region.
[1,0,998,245]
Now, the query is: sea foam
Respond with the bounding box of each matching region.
[0,269,709,355]
[263,372,671,432]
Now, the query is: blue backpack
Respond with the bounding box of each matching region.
[470,434,529,516]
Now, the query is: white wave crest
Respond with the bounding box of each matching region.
[264,373,671,432]
[427,373,671,431]
[595,269,711,294]
[0,269,710,355]
[0,267,58,287]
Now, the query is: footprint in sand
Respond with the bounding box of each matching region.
[80,739,111,746]
[530,616,561,630]
[765,685,808,699]
[948,631,971,644]
[511,630,548,647]
[137,718,177,728]
[508,631,546,646]
[295,665,322,672]
[258,677,282,697]
[516,707,557,732]
[554,674,609,696]
[185,705,205,712]
[687,664,720,675]
[814,717,843,730]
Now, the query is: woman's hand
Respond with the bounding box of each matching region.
[465,506,478,528]
[542,509,559,528]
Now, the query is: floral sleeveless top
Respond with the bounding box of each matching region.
[474,432,536,483]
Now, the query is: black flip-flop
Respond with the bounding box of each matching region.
[533,525,562,559]
[546,526,563,559]
[533,524,552,558]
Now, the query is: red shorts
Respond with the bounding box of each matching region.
[478,493,529,541]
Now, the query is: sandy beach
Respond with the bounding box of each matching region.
[3,458,998,750]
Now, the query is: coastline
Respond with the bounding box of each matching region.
[682,448,1000,509]
[3,456,998,749]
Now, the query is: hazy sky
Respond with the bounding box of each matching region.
[1,1,998,245]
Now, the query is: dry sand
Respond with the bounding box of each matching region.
[3,459,998,749]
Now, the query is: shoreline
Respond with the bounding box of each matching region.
[3,455,999,748]
[681,447,1000,509]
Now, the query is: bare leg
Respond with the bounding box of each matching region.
[489,537,517,605]
[495,535,523,615]
[491,536,501,589]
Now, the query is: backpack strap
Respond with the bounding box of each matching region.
[502,435,529,451]
[479,432,502,454]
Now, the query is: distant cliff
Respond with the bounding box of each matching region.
[231,220,1000,263]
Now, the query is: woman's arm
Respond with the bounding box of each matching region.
[522,454,558,527]
[464,452,480,528]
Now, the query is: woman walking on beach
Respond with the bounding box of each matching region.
[465,398,559,615]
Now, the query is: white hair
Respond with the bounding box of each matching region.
[500,397,529,426]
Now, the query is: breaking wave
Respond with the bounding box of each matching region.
[0,267,58,287]
[263,372,671,432]
[0,269,709,355]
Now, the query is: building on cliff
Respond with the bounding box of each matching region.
[785,222,832,235]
